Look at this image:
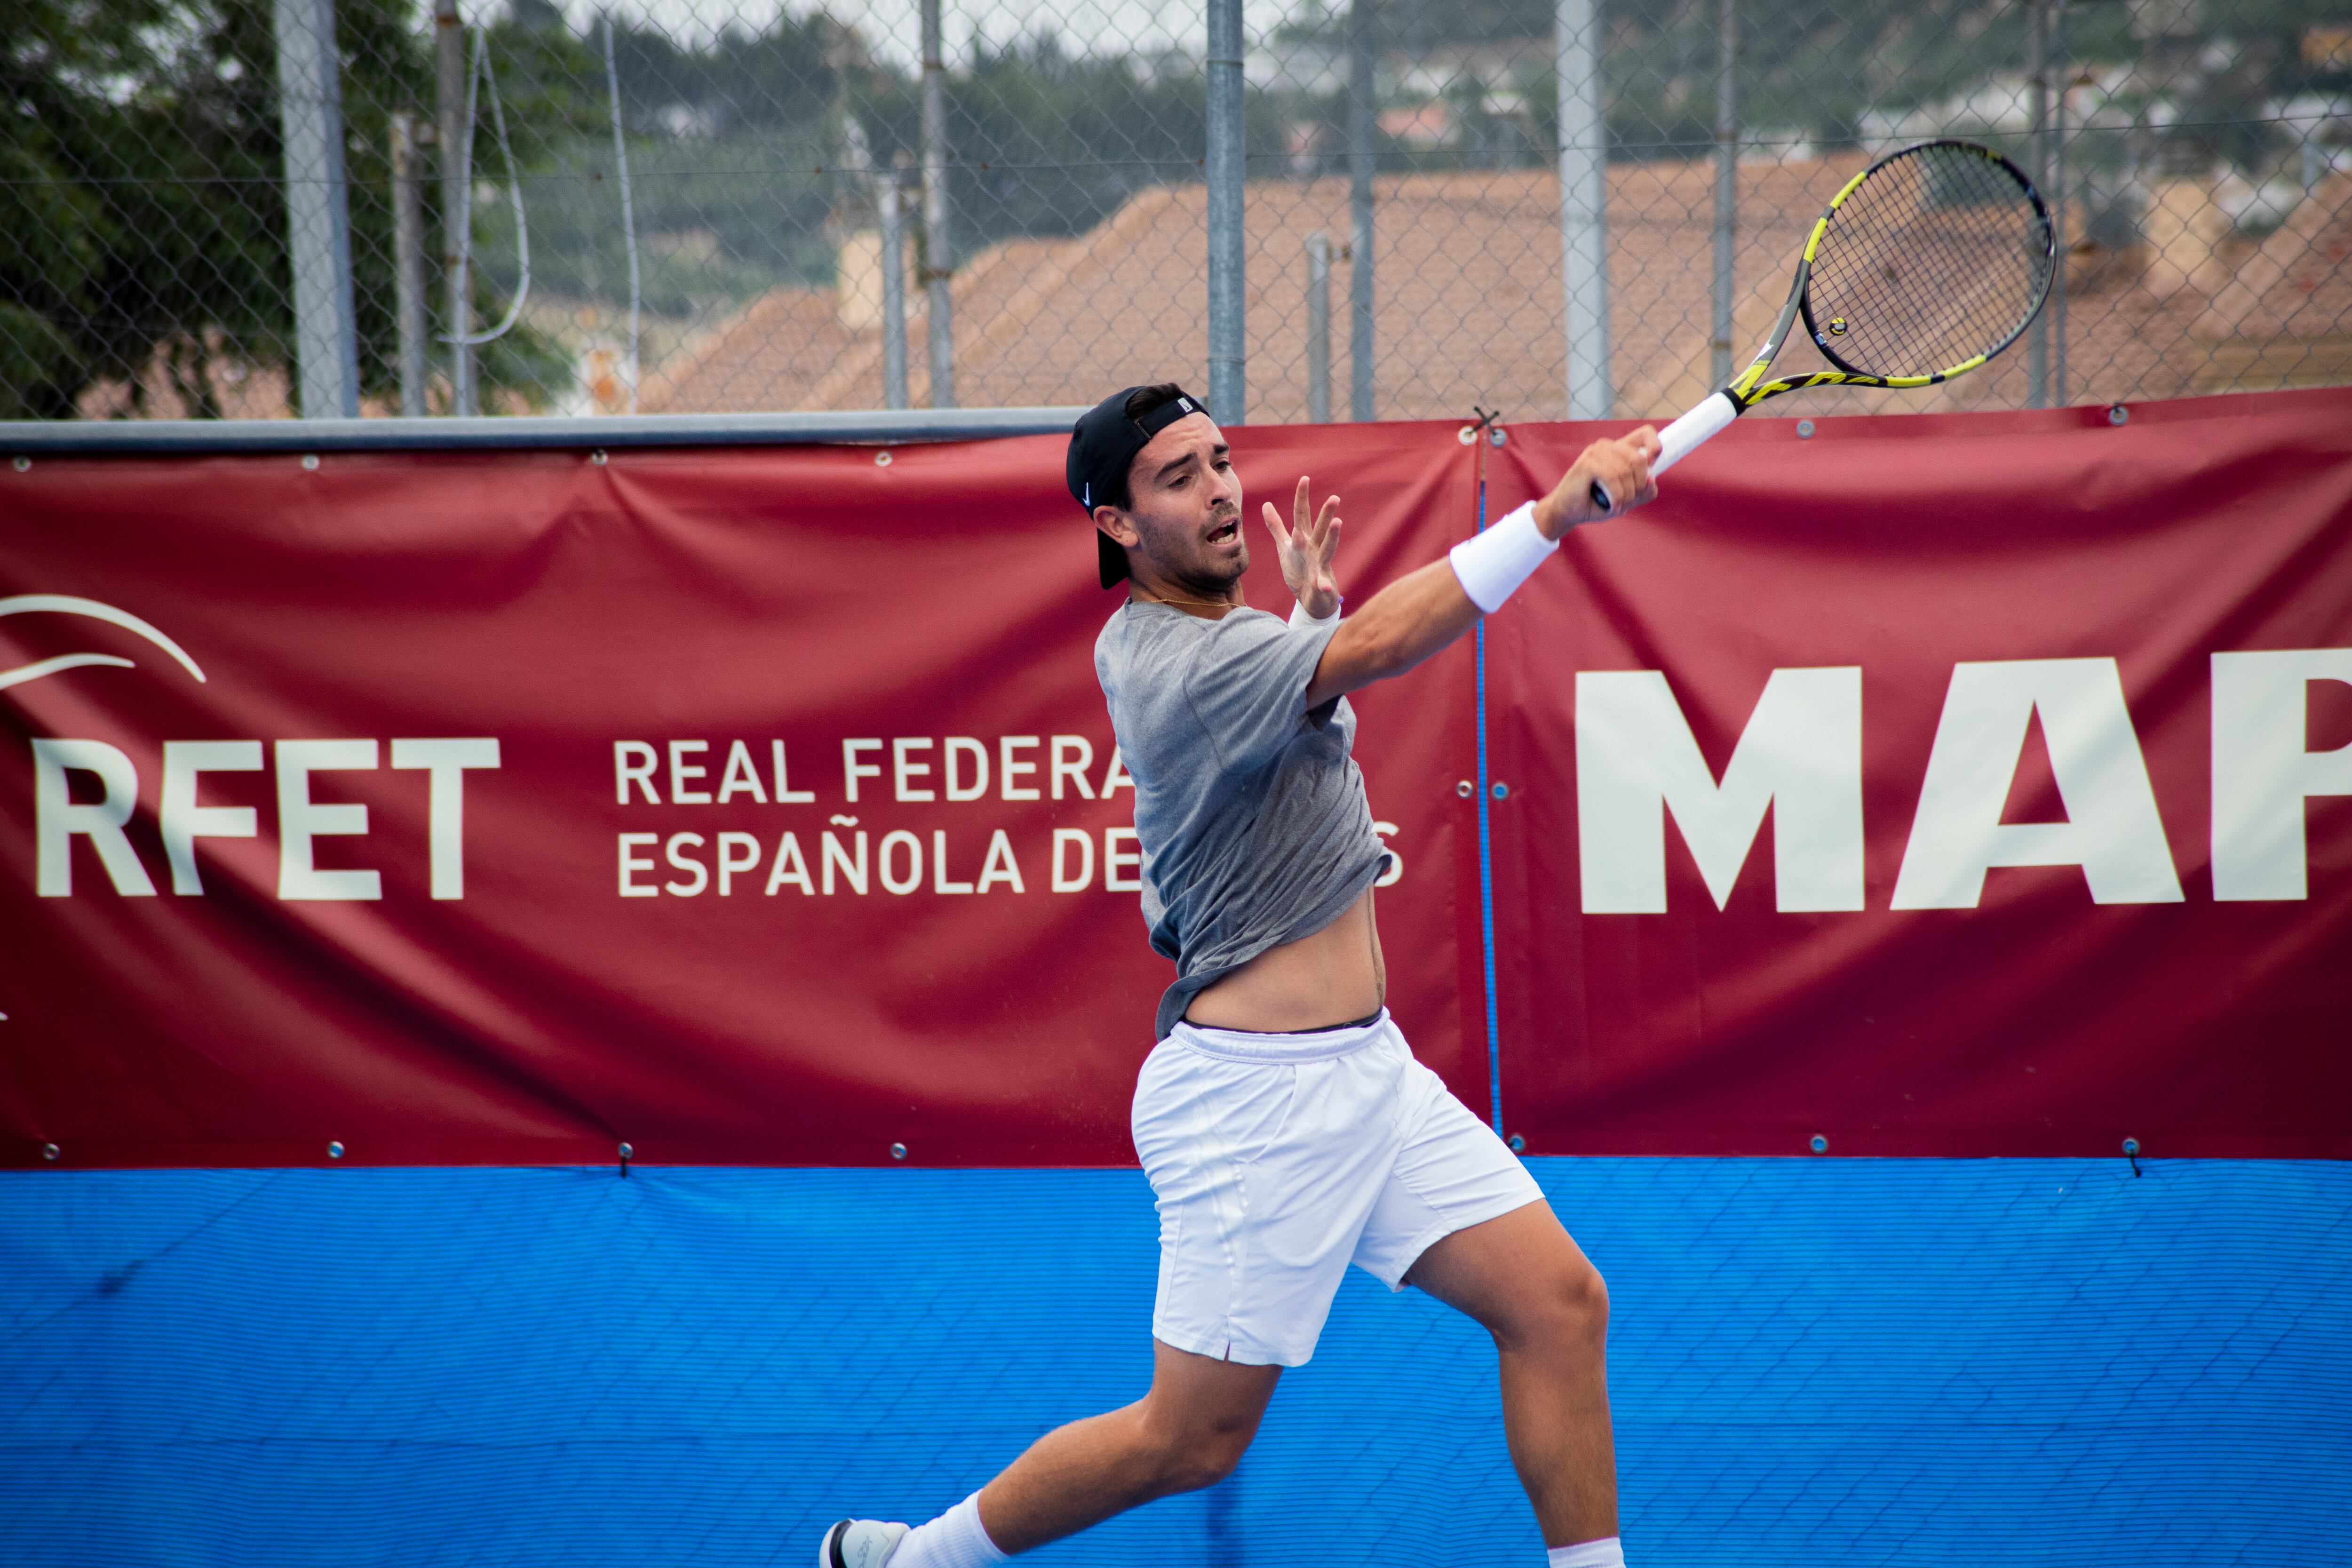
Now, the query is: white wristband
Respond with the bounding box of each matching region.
[1287,598,1340,629]
[1447,501,1557,613]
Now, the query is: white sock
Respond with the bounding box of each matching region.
[889,1491,1008,1568]
[1548,1536,1624,1568]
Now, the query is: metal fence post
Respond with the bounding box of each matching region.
[434,0,473,416]
[920,0,955,409]
[602,15,640,415]
[2027,0,2050,407]
[881,172,910,411]
[1306,232,1332,423]
[2049,0,2069,406]
[1206,0,1247,424]
[1347,0,1376,422]
[272,0,360,418]
[389,111,429,416]
[1710,0,1738,390]
[1556,0,1609,418]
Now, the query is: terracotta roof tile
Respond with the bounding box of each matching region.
[640,288,860,414]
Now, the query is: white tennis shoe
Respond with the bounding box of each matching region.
[817,1519,909,1568]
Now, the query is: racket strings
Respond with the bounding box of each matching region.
[1806,145,2052,380]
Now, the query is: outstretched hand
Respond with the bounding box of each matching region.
[1263,475,1343,620]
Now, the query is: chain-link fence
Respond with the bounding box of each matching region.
[7,0,2350,424]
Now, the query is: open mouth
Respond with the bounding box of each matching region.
[1207,517,1239,545]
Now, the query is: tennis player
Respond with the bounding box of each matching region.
[822,384,1660,1568]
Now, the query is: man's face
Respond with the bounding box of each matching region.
[1094,412,1246,593]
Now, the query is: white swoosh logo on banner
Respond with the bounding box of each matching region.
[0,595,207,691]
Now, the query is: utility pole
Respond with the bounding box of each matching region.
[881,168,910,410]
[1206,0,1247,423]
[272,0,360,417]
[1348,0,1376,420]
[390,111,430,415]
[1556,0,1609,417]
[2027,0,2050,406]
[920,0,955,407]
[1306,232,1332,422]
[434,0,473,415]
[2050,0,2069,406]
[1710,0,1738,390]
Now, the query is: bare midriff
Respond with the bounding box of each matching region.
[1179,883,1386,1034]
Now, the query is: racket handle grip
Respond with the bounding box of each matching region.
[1655,390,1741,475]
[1589,391,1741,514]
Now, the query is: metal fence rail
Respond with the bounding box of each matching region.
[7,0,2348,426]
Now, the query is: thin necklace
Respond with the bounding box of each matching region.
[1133,588,1240,613]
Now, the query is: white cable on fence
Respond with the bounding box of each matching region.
[604,15,642,415]
[445,21,530,349]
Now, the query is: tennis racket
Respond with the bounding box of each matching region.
[1592,138,2056,512]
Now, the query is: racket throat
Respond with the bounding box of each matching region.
[1730,260,1813,405]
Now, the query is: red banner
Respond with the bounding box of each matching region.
[3,389,2348,1167]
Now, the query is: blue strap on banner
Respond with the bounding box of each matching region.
[1472,472,1503,1138]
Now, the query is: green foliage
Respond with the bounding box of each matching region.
[487,20,1233,295]
[1591,0,2053,155]
[848,39,1249,249]
[0,127,104,417]
[597,7,849,135]
[463,9,846,331]
[471,127,836,315]
[2063,3,2143,65]
[4,0,279,414]
[2215,0,2352,44]
[0,0,563,418]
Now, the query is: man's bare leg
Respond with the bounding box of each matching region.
[1405,1200,1618,1547]
[973,1339,1282,1555]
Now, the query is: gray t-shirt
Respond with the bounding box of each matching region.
[1094,600,1390,1038]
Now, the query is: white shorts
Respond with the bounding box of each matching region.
[1131,1009,1543,1368]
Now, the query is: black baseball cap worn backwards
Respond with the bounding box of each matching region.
[1067,384,1210,588]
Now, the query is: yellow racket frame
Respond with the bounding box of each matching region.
[1724,140,2052,410]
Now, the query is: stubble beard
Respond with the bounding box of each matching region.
[1139,508,1248,600]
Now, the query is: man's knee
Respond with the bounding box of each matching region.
[1140,1416,1256,1496]
[1132,1345,1277,1497]
[1563,1255,1609,1337]
[1502,1252,1609,1353]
